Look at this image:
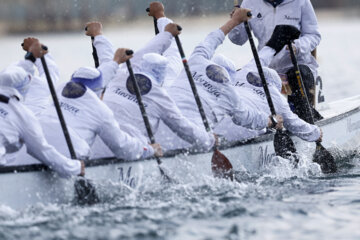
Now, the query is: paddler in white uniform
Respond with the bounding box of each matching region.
[38,38,162,160]
[0,42,84,177]
[231,24,322,143]
[229,0,322,120]
[96,19,216,152]
[167,7,284,145]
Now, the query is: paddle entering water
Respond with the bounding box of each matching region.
[173,26,234,180]
[125,50,174,183]
[242,12,299,164]
[287,44,337,173]
[39,45,99,204]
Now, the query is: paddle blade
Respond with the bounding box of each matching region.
[274,130,299,165]
[313,143,337,173]
[158,166,177,184]
[74,177,99,205]
[211,149,234,181]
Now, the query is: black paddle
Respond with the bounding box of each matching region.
[85,26,100,68]
[173,27,234,180]
[125,50,174,183]
[243,16,299,164]
[146,8,160,35]
[39,45,99,204]
[287,44,337,173]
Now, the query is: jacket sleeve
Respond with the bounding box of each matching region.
[92,35,119,87]
[93,35,115,64]
[15,103,81,177]
[269,81,321,142]
[34,53,60,85]
[228,0,250,46]
[221,86,268,130]
[157,17,182,84]
[96,105,154,160]
[153,90,215,151]
[294,0,321,56]
[130,31,173,71]
[190,29,225,61]
[98,61,119,88]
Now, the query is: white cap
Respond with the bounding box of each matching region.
[0,66,31,96]
[212,54,237,81]
[140,53,168,85]
[71,67,103,92]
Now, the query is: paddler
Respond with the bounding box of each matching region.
[232,24,323,143]
[0,42,85,177]
[96,7,216,152]
[229,0,322,121]
[33,34,163,160]
[166,7,284,144]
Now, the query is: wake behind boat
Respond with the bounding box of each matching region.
[1,94,360,210]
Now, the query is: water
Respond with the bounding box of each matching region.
[1,14,360,240]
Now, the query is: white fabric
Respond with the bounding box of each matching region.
[157,17,183,87]
[102,31,214,151]
[72,66,100,79]
[141,53,168,85]
[0,88,81,177]
[167,29,269,142]
[232,47,321,142]
[229,0,320,76]
[17,54,59,116]
[0,66,31,96]
[39,83,154,160]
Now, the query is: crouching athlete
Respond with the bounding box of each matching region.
[0,43,84,177]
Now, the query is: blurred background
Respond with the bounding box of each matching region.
[0,0,359,33]
[0,0,359,102]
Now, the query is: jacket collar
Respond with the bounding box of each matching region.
[263,0,286,8]
[0,87,23,102]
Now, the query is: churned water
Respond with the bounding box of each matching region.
[1,14,360,240]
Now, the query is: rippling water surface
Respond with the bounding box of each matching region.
[1,14,360,240]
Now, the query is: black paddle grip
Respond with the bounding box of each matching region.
[125,50,134,56]
[177,25,182,31]
[21,43,48,51]
[146,7,150,12]
[247,12,252,17]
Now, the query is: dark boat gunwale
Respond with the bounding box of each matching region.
[0,105,359,175]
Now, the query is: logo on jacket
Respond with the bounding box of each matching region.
[284,15,300,21]
[126,74,152,96]
[247,72,263,87]
[257,13,262,19]
[60,102,80,116]
[206,64,230,84]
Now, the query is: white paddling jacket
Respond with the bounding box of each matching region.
[168,29,269,132]
[39,61,155,160]
[101,25,214,151]
[232,46,321,142]
[0,88,81,177]
[13,54,59,116]
[229,0,321,76]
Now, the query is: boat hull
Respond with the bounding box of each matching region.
[2,96,360,210]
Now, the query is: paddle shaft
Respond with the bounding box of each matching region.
[40,56,77,159]
[153,17,159,35]
[287,43,314,124]
[244,21,277,124]
[91,36,99,68]
[125,59,161,165]
[174,36,212,133]
[287,44,325,149]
